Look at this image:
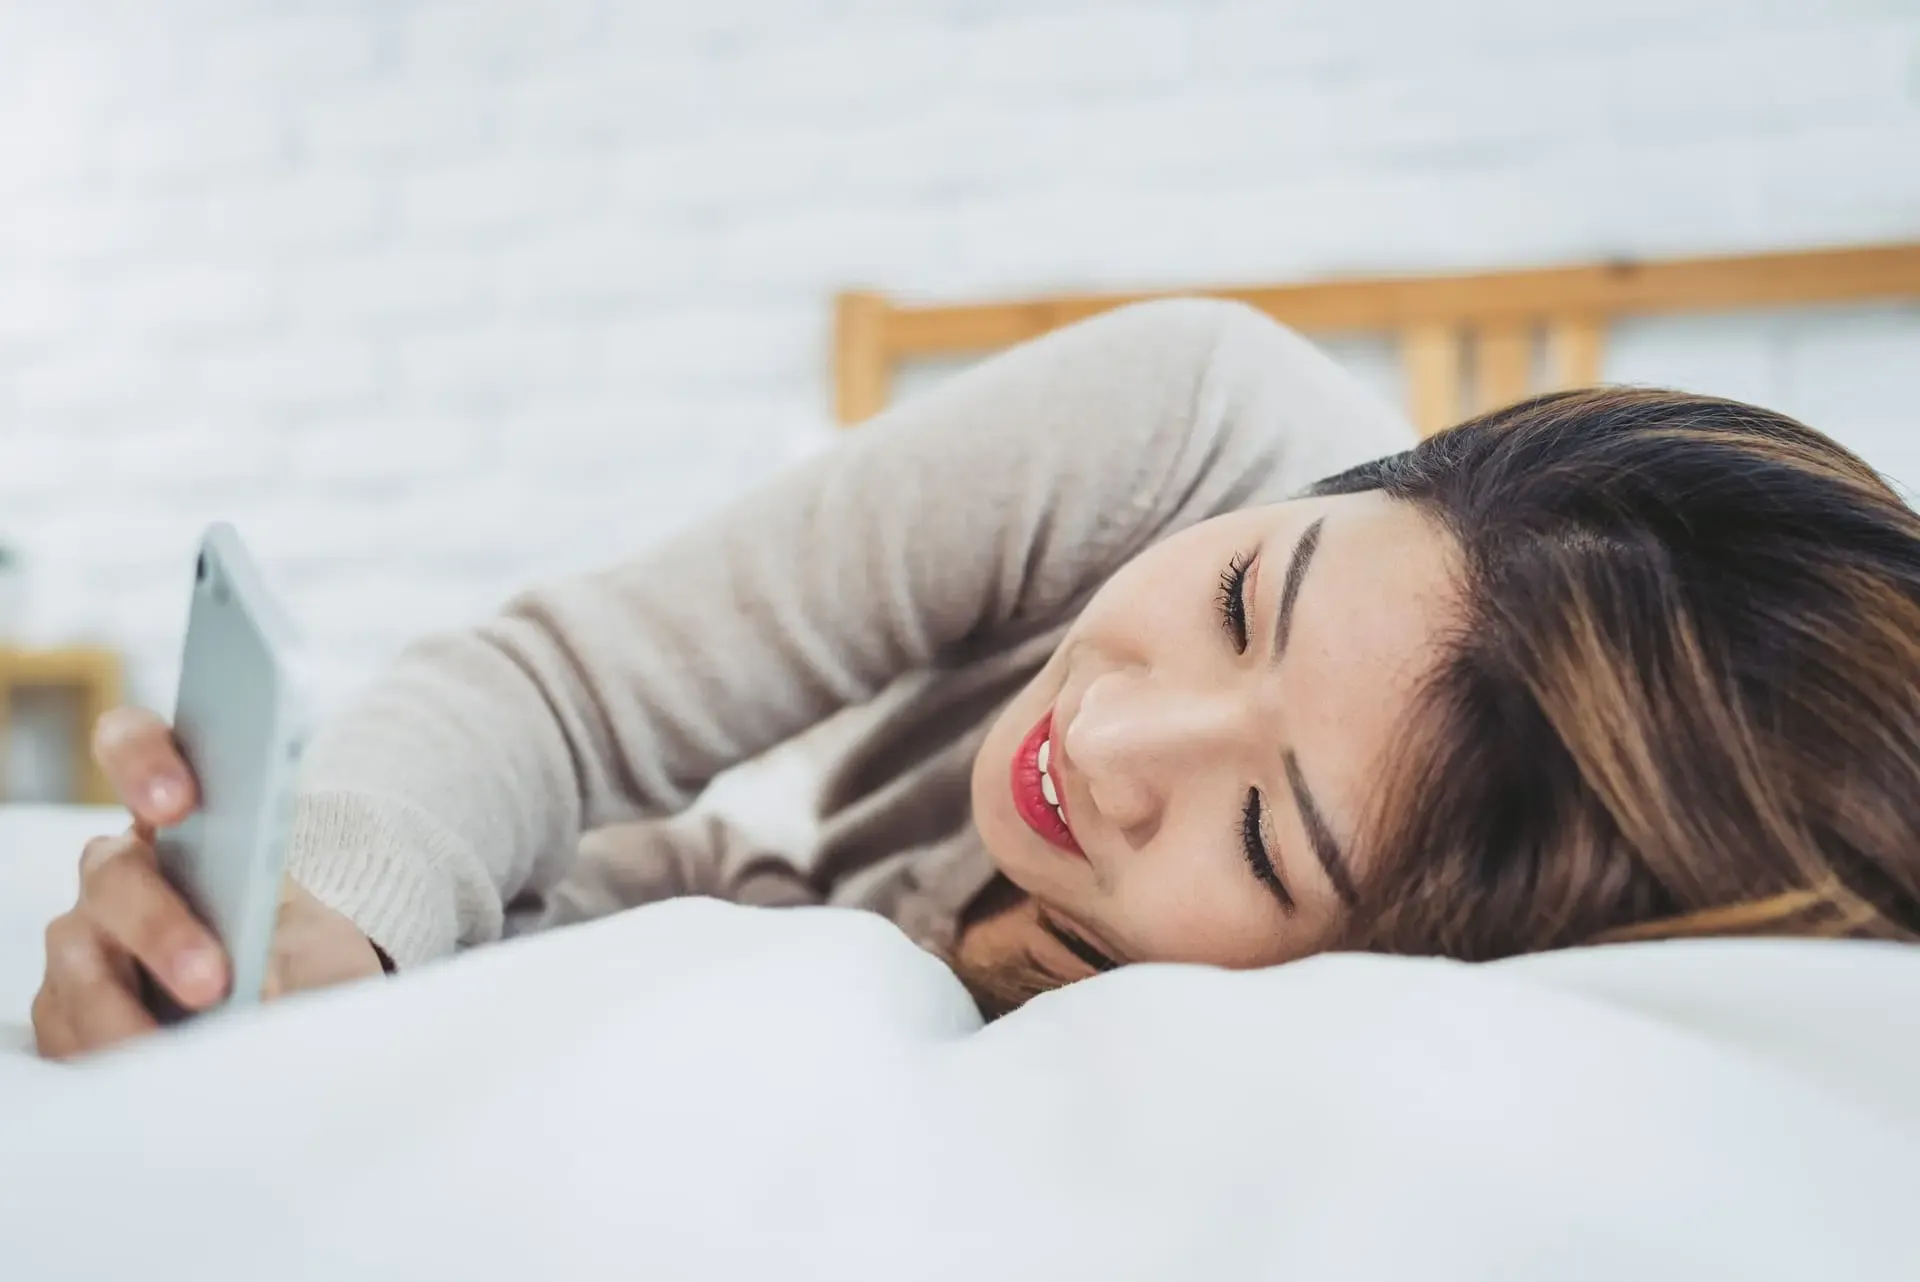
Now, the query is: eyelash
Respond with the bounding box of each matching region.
[1038,911,1120,973]
[1217,550,1254,654]
[1239,790,1295,912]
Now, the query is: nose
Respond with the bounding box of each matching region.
[1062,666,1242,839]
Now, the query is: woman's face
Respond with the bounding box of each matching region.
[971,490,1460,977]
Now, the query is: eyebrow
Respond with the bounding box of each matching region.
[1286,751,1358,906]
[1271,517,1324,660]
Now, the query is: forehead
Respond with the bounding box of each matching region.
[1283,493,1459,840]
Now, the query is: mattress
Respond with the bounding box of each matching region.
[3,803,1917,1281]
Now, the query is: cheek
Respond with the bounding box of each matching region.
[1064,573,1147,653]
[1065,542,1211,661]
[1104,847,1301,968]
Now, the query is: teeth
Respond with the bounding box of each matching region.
[1037,736,1066,825]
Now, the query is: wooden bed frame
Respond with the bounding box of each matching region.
[833,242,1920,435]
[0,646,122,805]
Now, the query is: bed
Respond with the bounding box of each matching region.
[6,243,1920,1279]
[3,803,1919,1280]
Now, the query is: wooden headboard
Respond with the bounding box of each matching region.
[833,242,1920,436]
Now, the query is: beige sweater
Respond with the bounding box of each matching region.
[286,299,1415,967]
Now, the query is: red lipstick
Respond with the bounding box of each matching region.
[1011,712,1083,857]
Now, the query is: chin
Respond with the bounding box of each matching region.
[969,718,1019,872]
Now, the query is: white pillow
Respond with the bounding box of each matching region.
[2,894,1916,1282]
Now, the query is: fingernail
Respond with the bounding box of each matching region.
[174,947,221,999]
[149,777,184,811]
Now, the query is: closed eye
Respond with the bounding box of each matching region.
[1240,788,1295,913]
[1038,911,1120,973]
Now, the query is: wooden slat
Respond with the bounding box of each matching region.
[1402,324,1465,437]
[1473,321,1535,413]
[0,646,120,683]
[1547,314,1606,389]
[834,292,894,426]
[878,242,1920,356]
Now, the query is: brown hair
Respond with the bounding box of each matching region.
[1314,387,1920,958]
[966,387,1920,1017]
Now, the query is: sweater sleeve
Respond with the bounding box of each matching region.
[286,299,1413,964]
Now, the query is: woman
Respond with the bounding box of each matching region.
[31,300,1920,1056]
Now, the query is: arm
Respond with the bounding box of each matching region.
[288,300,1413,964]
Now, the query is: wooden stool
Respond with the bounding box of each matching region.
[0,646,124,805]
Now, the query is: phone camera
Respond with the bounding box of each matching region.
[195,553,207,583]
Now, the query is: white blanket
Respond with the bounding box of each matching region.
[3,805,1918,1281]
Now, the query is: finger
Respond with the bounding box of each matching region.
[92,706,198,827]
[77,835,228,1009]
[30,983,77,1060]
[78,829,138,881]
[42,918,158,1053]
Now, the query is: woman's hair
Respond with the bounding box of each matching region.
[1313,386,1920,959]
[965,386,1920,1018]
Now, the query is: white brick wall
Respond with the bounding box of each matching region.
[1,0,1918,801]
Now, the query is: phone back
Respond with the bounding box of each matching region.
[154,524,311,1014]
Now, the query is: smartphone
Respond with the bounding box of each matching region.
[146,523,313,1024]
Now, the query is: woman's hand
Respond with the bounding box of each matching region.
[30,707,385,1060]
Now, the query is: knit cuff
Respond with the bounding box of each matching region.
[285,791,479,970]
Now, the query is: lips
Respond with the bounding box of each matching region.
[1011,712,1084,857]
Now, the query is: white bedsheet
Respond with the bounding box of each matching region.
[3,804,1917,1281]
